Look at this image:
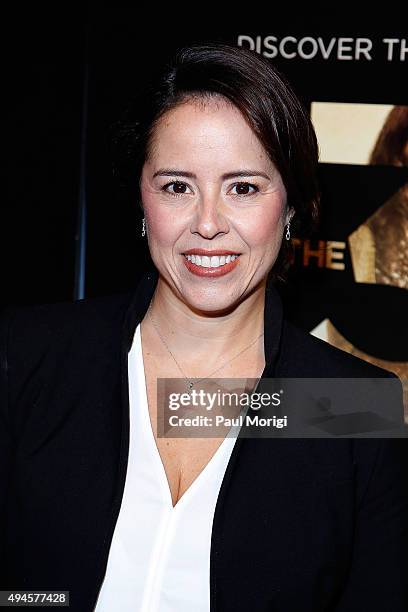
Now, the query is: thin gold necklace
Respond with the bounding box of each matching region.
[147,301,264,393]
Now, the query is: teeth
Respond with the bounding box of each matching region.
[185,254,239,268]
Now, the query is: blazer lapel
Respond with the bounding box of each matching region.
[122,265,159,352]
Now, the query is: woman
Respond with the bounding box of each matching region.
[1,43,407,612]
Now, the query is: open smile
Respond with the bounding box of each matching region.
[181,250,242,277]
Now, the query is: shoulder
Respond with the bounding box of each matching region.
[1,291,133,362]
[278,317,396,378]
[0,291,134,422]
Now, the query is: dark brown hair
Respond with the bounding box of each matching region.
[111,42,320,281]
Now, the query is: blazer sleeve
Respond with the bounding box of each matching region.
[334,436,408,611]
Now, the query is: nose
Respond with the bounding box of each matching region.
[190,195,229,239]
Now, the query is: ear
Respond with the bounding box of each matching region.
[285,206,295,225]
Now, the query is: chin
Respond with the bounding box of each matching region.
[181,290,242,315]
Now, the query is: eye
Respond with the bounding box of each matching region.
[162,181,192,197]
[229,182,259,196]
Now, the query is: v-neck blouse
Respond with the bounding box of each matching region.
[94,323,241,611]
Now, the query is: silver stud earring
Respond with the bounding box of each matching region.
[285,221,291,241]
[141,217,146,237]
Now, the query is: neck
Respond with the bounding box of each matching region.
[144,275,266,362]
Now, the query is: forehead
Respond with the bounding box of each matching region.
[147,97,271,167]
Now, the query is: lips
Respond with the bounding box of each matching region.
[182,249,241,256]
[182,252,241,277]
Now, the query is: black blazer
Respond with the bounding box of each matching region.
[1,266,407,611]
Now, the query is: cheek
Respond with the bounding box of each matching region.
[239,198,285,250]
[141,190,183,249]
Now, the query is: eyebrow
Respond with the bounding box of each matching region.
[152,169,271,180]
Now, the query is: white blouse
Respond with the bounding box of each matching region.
[94,323,241,611]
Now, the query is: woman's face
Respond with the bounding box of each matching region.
[140,97,292,313]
